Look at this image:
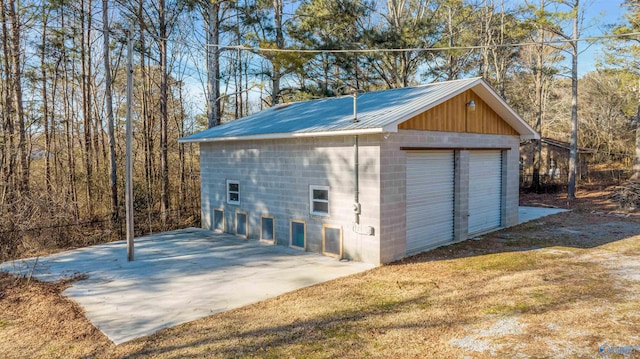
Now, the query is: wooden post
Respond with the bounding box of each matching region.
[125,27,134,261]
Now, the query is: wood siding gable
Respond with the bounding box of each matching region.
[398,90,519,136]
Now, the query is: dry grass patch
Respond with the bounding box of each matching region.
[520,184,624,212]
[0,272,113,358]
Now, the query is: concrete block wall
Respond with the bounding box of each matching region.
[502,148,519,227]
[453,150,469,243]
[199,135,382,264]
[379,130,521,264]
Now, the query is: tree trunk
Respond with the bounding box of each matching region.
[87,3,100,185]
[207,0,221,128]
[8,0,28,194]
[480,3,492,80]
[177,82,186,209]
[234,5,243,121]
[567,0,579,200]
[0,0,17,204]
[532,0,545,191]
[80,0,93,215]
[159,0,169,222]
[137,0,154,226]
[41,7,52,193]
[62,8,79,220]
[103,0,118,220]
[631,78,640,181]
[447,6,455,81]
[51,59,61,194]
[272,0,283,105]
[237,5,244,120]
[498,0,506,96]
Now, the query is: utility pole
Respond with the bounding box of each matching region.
[125,26,134,261]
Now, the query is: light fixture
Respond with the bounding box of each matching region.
[466,100,476,112]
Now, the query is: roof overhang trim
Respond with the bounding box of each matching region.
[178,127,386,143]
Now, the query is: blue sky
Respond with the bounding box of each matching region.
[572,0,626,75]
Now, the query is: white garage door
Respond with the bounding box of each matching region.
[406,151,455,255]
[468,150,503,234]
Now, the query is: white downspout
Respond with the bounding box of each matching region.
[353,92,361,225]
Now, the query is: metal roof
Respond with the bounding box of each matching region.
[180,77,539,143]
[541,138,596,154]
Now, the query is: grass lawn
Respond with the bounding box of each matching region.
[2,189,640,358]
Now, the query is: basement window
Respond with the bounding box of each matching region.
[213,208,224,232]
[227,179,240,205]
[236,210,248,238]
[290,219,306,250]
[322,224,343,258]
[309,185,329,216]
[261,215,275,244]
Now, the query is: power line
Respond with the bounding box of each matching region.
[202,32,640,54]
[26,18,640,57]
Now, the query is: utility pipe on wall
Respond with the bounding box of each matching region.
[353,92,361,225]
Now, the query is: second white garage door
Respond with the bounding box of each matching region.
[406,151,455,255]
[468,150,503,234]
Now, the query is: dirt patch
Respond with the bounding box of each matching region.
[450,317,527,355]
[520,184,625,212]
[579,250,640,300]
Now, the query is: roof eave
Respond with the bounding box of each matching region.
[178,127,386,143]
[520,133,540,140]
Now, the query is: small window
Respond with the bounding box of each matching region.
[261,215,275,244]
[227,180,240,205]
[213,208,224,232]
[236,210,248,238]
[322,224,342,258]
[309,185,329,216]
[290,219,306,250]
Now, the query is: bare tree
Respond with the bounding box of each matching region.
[207,0,221,128]
[80,0,94,214]
[103,0,118,219]
[2,0,28,194]
[567,0,579,199]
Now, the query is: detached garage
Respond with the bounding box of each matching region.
[180,77,539,265]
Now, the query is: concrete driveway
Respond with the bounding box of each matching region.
[518,206,568,224]
[0,228,374,344]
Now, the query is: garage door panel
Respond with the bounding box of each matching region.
[406,151,455,255]
[406,214,452,225]
[468,151,502,234]
[408,195,454,206]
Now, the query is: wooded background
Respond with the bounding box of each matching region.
[1,0,639,260]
